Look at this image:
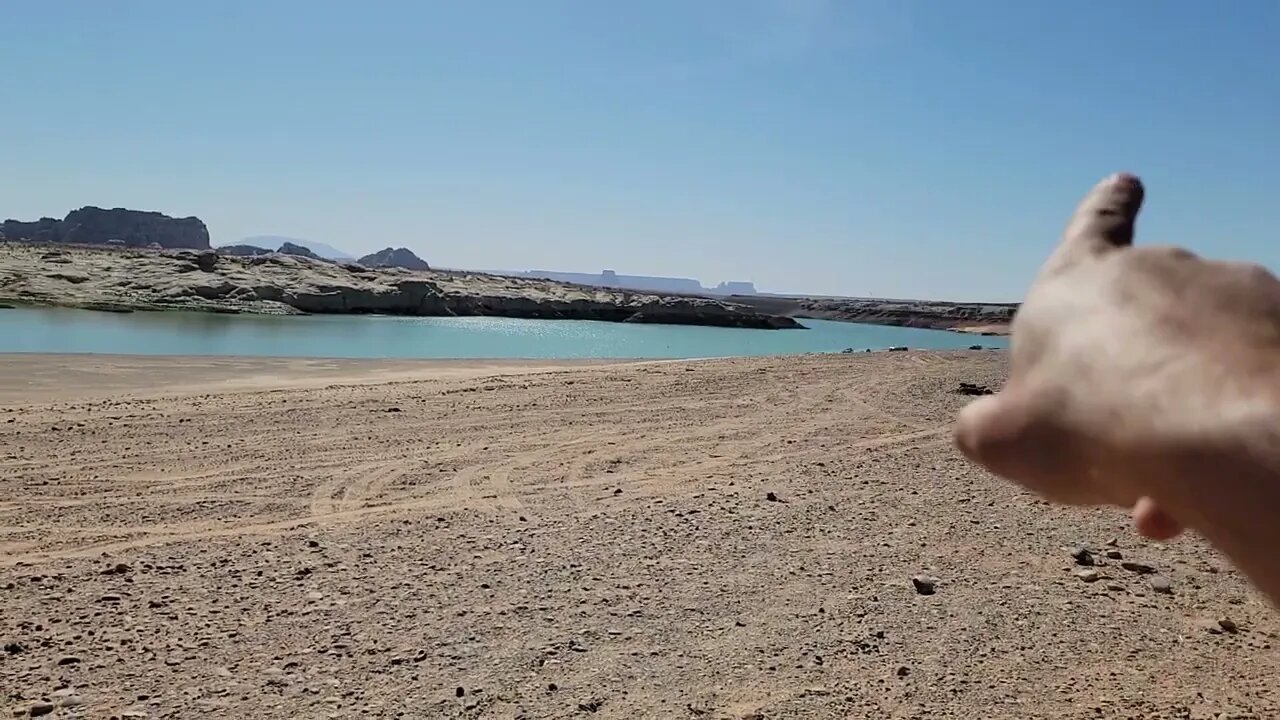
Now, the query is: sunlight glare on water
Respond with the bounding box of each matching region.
[0,307,1006,359]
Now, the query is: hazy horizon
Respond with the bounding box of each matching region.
[2,1,1277,303]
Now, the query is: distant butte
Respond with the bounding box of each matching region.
[1,207,209,250]
[513,269,756,296]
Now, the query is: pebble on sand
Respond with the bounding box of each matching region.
[911,575,938,595]
[1076,569,1101,583]
[53,692,83,709]
[1149,575,1174,594]
[1071,547,1095,566]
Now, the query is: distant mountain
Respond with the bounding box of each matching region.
[357,247,430,271]
[237,236,353,261]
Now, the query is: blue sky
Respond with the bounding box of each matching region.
[1,1,1277,300]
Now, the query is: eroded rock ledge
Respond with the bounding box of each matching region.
[0,244,801,330]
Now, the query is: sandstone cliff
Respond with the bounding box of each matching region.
[794,297,1015,334]
[1,207,210,250]
[357,247,430,271]
[0,244,801,330]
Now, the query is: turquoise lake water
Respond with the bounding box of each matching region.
[0,306,1006,359]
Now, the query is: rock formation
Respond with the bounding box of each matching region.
[0,244,803,330]
[730,295,1015,335]
[277,242,323,260]
[357,247,430,271]
[795,298,1015,334]
[1,207,210,250]
[216,244,273,257]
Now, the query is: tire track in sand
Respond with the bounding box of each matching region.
[444,431,606,515]
[2,494,459,567]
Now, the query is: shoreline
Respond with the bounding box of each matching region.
[1,290,1012,337]
[2,349,999,402]
[733,295,1015,335]
[0,242,1013,335]
[0,302,1010,359]
[0,353,622,403]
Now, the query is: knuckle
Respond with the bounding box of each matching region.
[1232,261,1279,287]
[1128,244,1199,265]
[1117,245,1202,285]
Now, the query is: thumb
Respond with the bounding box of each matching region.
[1048,173,1145,273]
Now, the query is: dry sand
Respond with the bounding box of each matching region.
[0,352,1277,719]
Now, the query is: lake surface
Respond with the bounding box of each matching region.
[0,306,1006,359]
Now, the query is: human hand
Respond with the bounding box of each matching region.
[954,173,1280,541]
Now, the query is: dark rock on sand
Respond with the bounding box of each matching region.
[911,575,938,595]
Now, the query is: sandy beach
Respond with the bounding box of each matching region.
[1,352,1277,719]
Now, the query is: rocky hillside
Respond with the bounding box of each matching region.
[357,247,430,271]
[0,243,800,329]
[733,295,1016,335]
[0,207,210,250]
[798,298,1015,334]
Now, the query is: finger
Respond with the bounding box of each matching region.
[1132,496,1184,540]
[1050,173,1145,271]
[954,394,1029,474]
